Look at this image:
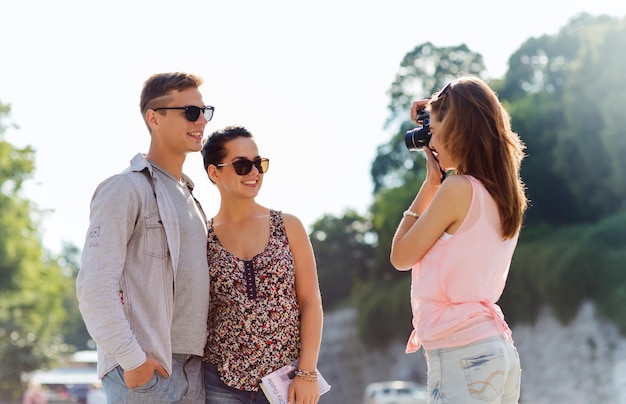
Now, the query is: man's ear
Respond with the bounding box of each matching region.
[146,109,160,131]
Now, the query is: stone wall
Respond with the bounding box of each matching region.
[316,302,626,404]
[514,301,626,404]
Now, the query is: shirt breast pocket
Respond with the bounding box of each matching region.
[145,213,168,258]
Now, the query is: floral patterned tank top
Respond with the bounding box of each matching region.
[203,210,301,391]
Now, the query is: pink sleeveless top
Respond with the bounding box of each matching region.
[405,175,519,353]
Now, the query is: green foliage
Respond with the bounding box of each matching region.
[498,13,626,226]
[0,105,31,197]
[58,243,92,351]
[555,16,626,220]
[578,214,626,332]
[500,212,626,329]
[507,93,579,225]
[0,255,69,400]
[501,24,577,100]
[353,278,413,349]
[0,101,69,401]
[310,210,376,309]
[386,42,487,128]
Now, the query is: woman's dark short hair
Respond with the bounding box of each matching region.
[202,125,253,182]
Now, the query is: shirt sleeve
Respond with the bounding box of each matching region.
[76,175,146,371]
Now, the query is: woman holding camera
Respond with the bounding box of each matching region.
[390,75,527,403]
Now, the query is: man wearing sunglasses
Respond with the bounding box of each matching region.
[77,72,214,403]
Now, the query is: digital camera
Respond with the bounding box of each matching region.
[404,109,431,151]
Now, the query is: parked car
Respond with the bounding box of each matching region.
[363,380,428,404]
[24,351,99,404]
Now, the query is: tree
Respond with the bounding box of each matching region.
[500,13,618,101]
[500,24,578,100]
[58,242,92,351]
[554,15,626,220]
[506,93,579,225]
[499,13,626,225]
[503,14,626,223]
[353,277,412,348]
[310,210,376,309]
[0,101,68,401]
[385,42,488,129]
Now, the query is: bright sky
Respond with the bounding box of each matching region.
[1,1,625,254]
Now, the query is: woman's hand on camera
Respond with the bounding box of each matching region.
[410,99,430,124]
[423,147,444,187]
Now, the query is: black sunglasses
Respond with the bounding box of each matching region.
[217,157,270,175]
[438,82,452,98]
[153,105,215,122]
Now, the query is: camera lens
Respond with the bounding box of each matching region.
[404,124,431,151]
[405,128,423,151]
[405,109,431,152]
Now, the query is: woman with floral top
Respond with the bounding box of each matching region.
[200,125,324,404]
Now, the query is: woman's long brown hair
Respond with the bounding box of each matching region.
[429,76,527,239]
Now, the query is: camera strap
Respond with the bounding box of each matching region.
[438,166,447,183]
[429,148,447,183]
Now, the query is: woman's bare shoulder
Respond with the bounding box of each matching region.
[439,174,472,196]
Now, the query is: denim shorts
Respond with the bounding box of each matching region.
[203,362,269,404]
[101,354,205,404]
[424,336,521,403]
